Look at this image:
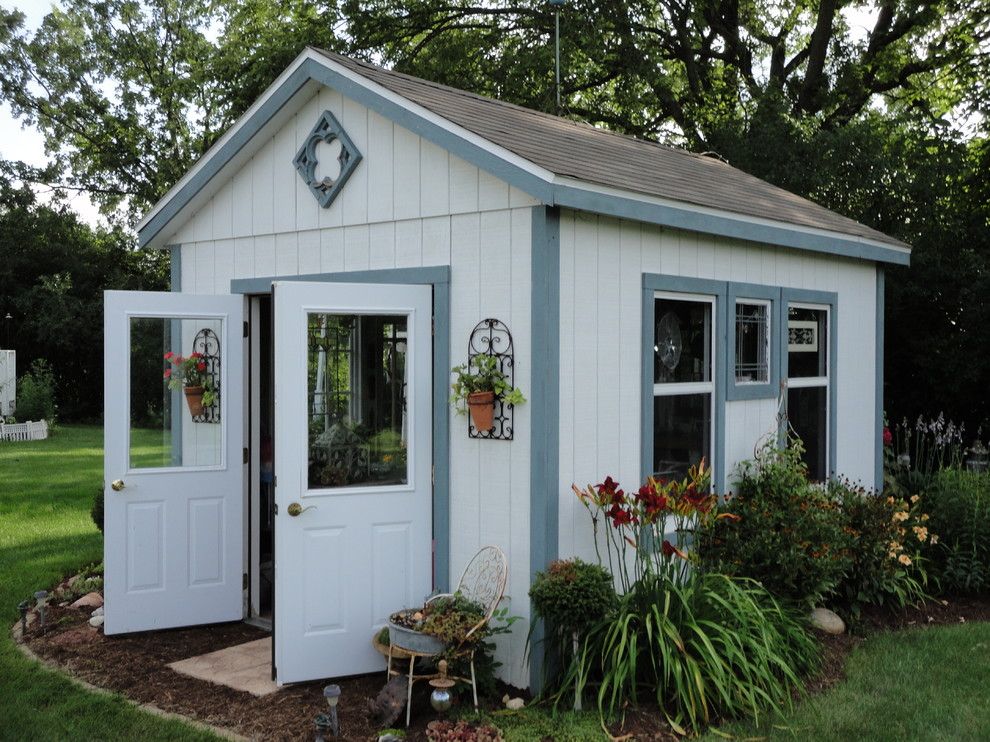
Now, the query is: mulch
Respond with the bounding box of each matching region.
[16,591,990,741]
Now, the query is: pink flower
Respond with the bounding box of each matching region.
[163,369,172,379]
[883,427,893,447]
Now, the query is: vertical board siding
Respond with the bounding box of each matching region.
[171,88,536,687]
[556,210,879,562]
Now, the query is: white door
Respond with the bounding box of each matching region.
[103,291,245,634]
[273,282,432,683]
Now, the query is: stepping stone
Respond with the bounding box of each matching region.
[168,638,279,697]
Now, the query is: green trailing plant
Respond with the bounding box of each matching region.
[449,355,525,411]
[924,469,990,594]
[566,572,818,734]
[700,439,852,608]
[830,479,932,620]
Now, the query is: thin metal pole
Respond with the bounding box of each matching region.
[555,10,561,111]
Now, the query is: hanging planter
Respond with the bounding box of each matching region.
[467,391,496,433]
[184,385,206,417]
[450,354,525,438]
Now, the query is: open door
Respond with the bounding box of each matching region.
[103,291,245,635]
[273,281,432,684]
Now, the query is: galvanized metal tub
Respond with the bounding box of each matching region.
[387,612,446,655]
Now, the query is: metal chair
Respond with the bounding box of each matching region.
[387,545,508,725]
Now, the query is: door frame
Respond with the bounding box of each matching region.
[231,266,452,597]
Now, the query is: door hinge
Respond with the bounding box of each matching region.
[274,502,279,515]
[431,464,435,485]
[242,572,248,589]
[243,447,249,465]
[431,316,435,336]
[243,320,250,338]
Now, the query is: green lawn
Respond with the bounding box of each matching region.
[0,425,216,741]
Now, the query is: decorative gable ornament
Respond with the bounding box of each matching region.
[293,110,362,208]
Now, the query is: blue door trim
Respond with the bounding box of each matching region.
[875,268,885,491]
[231,265,453,590]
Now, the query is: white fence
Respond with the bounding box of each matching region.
[0,419,48,442]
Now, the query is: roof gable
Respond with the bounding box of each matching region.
[138,48,909,266]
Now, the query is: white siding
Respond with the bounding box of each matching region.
[170,86,537,687]
[557,209,879,563]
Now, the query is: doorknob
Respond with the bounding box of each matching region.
[111,479,125,492]
[286,502,315,517]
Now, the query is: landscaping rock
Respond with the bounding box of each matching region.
[810,607,845,634]
[88,615,105,628]
[91,606,104,618]
[502,694,525,710]
[70,592,103,610]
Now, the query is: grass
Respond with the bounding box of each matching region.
[0,425,217,741]
[129,426,172,468]
[706,622,990,741]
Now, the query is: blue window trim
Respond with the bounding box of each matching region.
[168,245,184,465]
[875,268,885,491]
[642,274,728,494]
[726,282,780,401]
[780,287,839,479]
[229,266,452,591]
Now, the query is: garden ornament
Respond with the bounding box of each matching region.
[429,660,455,713]
[322,684,341,736]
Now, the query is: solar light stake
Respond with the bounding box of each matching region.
[34,590,49,630]
[17,601,30,635]
[322,684,341,736]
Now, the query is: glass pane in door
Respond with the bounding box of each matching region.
[129,316,223,469]
[652,393,712,479]
[307,313,409,489]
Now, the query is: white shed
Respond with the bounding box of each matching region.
[0,349,14,417]
[103,48,909,689]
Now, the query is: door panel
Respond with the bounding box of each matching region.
[104,291,244,635]
[274,282,432,684]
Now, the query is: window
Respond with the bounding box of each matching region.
[785,304,829,480]
[734,301,770,384]
[651,293,714,479]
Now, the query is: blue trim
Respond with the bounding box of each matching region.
[875,268,885,491]
[725,282,781,401]
[553,186,911,266]
[529,206,560,692]
[642,274,727,494]
[168,245,183,466]
[780,288,839,479]
[231,266,452,591]
[138,55,910,268]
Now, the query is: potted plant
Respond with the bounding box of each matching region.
[387,593,487,655]
[163,351,216,417]
[450,356,525,433]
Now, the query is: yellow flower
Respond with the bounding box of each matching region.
[893,510,909,522]
[889,541,903,552]
[910,494,920,504]
[912,525,928,542]
[886,496,895,505]
[920,513,930,522]
[899,554,912,566]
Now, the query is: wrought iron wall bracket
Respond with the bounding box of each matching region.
[468,319,515,441]
[191,328,221,424]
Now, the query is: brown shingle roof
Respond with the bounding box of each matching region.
[314,48,907,249]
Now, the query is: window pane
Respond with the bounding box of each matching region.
[735,302,769,383]
[307,313,409,489]
[129,316,223,469]
[654,298,712,384]
[653,393,711,479]
[787,306,827,378]
[788,385,827,480]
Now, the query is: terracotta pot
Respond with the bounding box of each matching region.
[184,385,205,417]
[468,390,495,432]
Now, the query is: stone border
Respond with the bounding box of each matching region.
[10,621,249,742]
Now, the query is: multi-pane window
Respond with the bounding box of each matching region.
[652,294,714,480]
[734,301,770,384]
[786,305,829,480]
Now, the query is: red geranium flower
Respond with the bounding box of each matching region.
[163,369,171,379]
[197,362,206,371]
[883,427,893,447]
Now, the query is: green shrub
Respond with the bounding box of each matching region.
[830,479,931,620]
[530,558,616,635]
[924,469,990,594]
[567,572,818,734]
[700,440,852,608]
[91,486,104,533]
[15,358,57,422]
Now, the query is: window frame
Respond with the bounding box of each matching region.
[726,282,780,400]
[642,275,726,492]
[780,290,838,479]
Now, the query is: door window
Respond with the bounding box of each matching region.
[129,316,224,470]
[307,313,409,489]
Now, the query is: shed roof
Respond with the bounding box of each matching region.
[314,49,907,250]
